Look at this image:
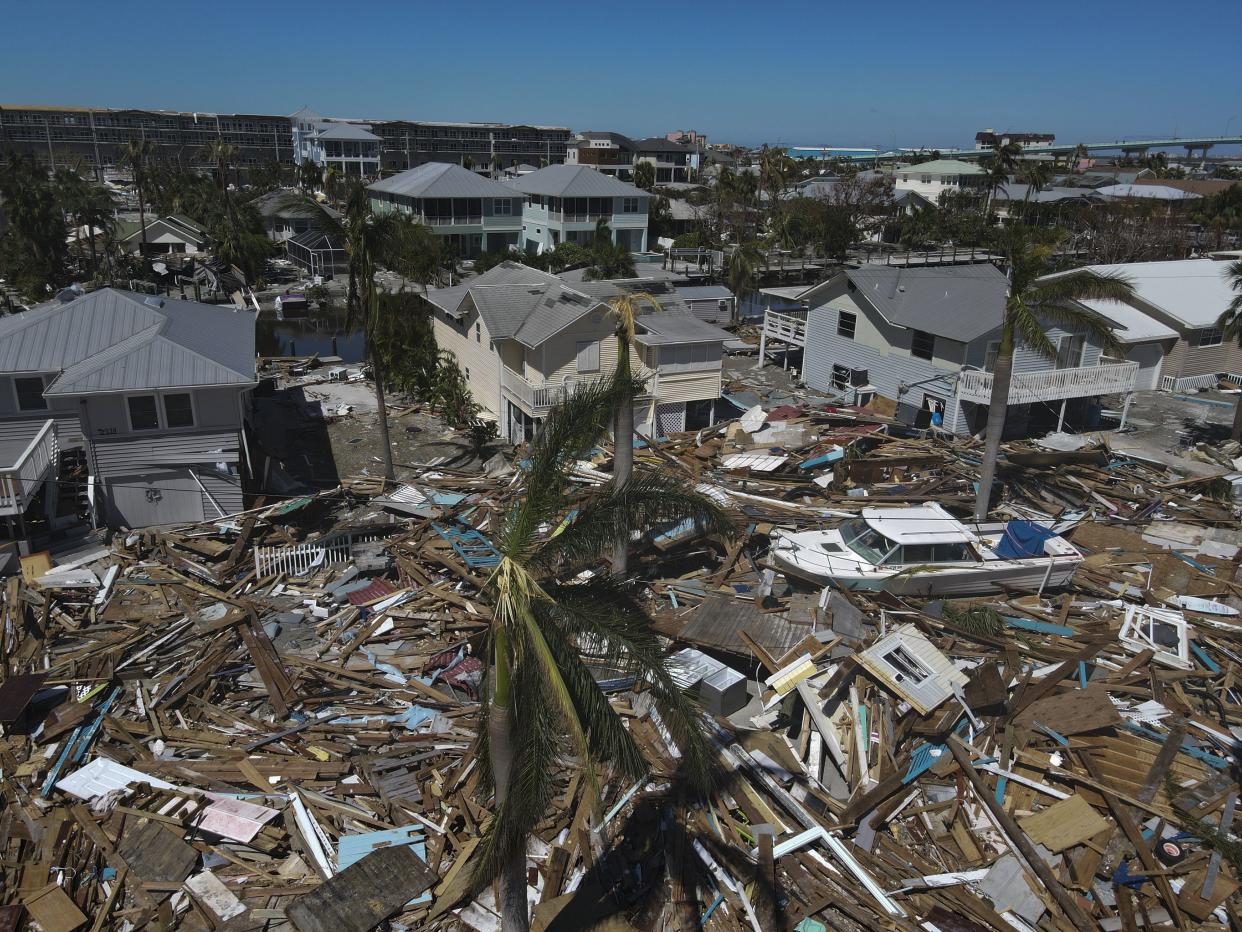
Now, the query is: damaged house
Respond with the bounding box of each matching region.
[425,262,730,441]
[0,288,257,534]
[761,263,1141,436]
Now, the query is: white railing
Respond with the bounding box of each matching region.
[956,361,1139,405]
[761,309,808,347]
[0,419,58,517]
[253,528,386,578]
[501,369,653,414]
[1163,372,1223,393]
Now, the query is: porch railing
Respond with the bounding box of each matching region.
[956,361,1139,405]
[0,419,59,517]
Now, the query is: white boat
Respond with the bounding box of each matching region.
[769,502,1083,596]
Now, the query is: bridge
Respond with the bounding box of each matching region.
[835,135,1242,162]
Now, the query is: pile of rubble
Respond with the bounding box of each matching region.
[1,402,1241,930]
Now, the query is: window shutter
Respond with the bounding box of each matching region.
[576,340,600,373]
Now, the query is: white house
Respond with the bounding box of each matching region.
[505,165,649,254]
[893,159,987,202]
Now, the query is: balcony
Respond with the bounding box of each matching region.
[0,419,59,517]
[760,308,809,349]
[501,370,652,416]
[955,361,1139,405]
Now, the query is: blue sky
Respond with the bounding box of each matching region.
[4,0,1239,149]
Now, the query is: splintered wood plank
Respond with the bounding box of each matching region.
[285,844,437,932]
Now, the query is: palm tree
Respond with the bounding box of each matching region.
[982,142,1022,214]
[203,138,239,192]
[461,153,474,171]
[1019,162,1055,217]
[633,160,655,192]
[297,160,322,195]
[489,153,502,178]
[726,241,764,326]
[121,138,154,255]
[605,291,662,573]
[475,375,730,931]
[284,183,438,478]
[1214,261,1242,439]
[972,231,1136,520]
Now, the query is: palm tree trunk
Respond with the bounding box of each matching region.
[973,342,1014,522]
[613,346,635,575]
[488,634,530,932]
[1231,397,1242,442]
[371,353,396,480]
[136,177,148,256]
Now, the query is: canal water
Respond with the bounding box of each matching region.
[256,310,366,362]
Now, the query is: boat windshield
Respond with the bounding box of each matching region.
[840,519,895,565]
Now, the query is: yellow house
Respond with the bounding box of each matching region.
[425,263,730,441]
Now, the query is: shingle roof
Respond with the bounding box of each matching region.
[0,288,256,394]
[842,264,1008,342]
[315,123,380,142]
[505,164,648,198]
[368,162,516,199]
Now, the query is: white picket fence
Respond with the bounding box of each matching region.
[253,529,386,578]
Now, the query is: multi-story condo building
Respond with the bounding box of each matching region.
[0,104,293,176]
[368,163,522,257]
[566,131,702,183]
[0,103,570,179]
[506,165,649,253]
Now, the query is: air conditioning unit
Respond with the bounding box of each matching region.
[326,367,348,382]
[850,367,869,387]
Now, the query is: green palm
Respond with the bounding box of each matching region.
[474,374,732,930]
[973,229,1136,519]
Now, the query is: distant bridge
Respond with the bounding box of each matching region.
[834,135,1242,162]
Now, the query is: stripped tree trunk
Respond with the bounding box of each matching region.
[613,347,635,574]
[371,353,395,480]
[973,339,1014,522]
[1232,396,1242,442]
[488,636,529,932]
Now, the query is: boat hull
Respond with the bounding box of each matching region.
[770,549,1081,597]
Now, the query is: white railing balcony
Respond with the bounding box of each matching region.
[761,308,808,348]
[955,361,1140,405]
[0,419,59,517]
[501,369,652,415]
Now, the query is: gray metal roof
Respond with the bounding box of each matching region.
[676,285,734,302]
[315,123,380,142]
[0,288,256,394]
[635,312,731,345]
[368,162,516,200]
[842,264,1008,342]
[505,164,648,198]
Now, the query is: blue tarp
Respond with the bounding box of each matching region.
[995,520,1059,560]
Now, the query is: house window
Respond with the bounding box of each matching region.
[576,340,600,373]
[127,395,160,431]
[1055,333,1086,369]
[880,644,930,684]
[622,197,641,213]
[162,393,195,429]
[475,323,481,343]
[831,364,851,389]
[911,330,935,360]
[493,198,512,216]
[837,311,857,340]
[1198,327,1224,348]
[13,376,47,411]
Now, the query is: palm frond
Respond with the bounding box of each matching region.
[545,576,717,791]
[1010,302,1058,359]
[532,470,735,572]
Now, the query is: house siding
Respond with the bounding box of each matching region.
[653,369,722,403]
[431,301,501,417]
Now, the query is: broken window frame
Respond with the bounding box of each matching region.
[1119,604,1192,670]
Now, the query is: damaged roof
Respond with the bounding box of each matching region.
[842,263,1009,342]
